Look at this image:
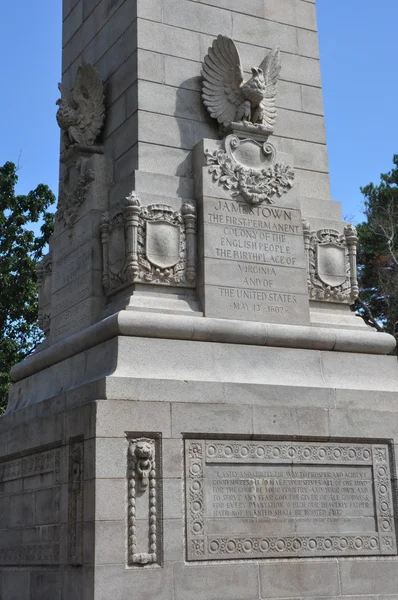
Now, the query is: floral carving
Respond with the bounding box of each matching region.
[205,135,294,205]
[57,157,94,231]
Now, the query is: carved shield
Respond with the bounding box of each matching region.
[145,221,180,269]
[316,243,347,287]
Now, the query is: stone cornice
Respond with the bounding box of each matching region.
[11,312,396,383]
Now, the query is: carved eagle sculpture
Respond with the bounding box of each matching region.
[202,35,281,133]
[56,62,105,150]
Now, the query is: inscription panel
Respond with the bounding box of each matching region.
[200,198,310,324]
[0,448,61,565]
[185,439,397,561]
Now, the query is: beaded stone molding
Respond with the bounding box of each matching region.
[127,436,162,566]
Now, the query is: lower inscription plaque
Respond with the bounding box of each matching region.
[185,439,397,560]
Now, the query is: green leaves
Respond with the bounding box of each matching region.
[354,155,398,342]
[0,162,55,413]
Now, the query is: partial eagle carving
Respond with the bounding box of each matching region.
[56,62,105,150]
[202,35,281,135]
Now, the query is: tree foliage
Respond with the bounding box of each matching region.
[354,155,398,339]
[0,162,55,413]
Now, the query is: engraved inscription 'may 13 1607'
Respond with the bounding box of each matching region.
[185,439,396,561]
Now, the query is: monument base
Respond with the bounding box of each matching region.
[1,323,398,599]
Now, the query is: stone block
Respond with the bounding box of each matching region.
[274,108,326,144]
[253,406,329,436]
[163,518,185,561]
[133,170,194,198]
[198,0,264,18]
[135,0,163,21]
[224,383,335,408]
[138,80,205,122]
[138,142,192,177]
[171,402,253,437]
[259,560,340,597]
[294,168,331,200]
[95,478,125,521]
[163,438,184,478]
[340,559,398,595]
[163,0,233,36]
[173,563,259,600]
[96,399,172,437]
[297,27,319,59]
[94,564,175,600]
[95,520,125,564]
[301,84,325,115]
[163,478,184,519]
[31,570,62,600]
[232,13,298,53]
[329,408,398,439]
[273,136,329,172]
[106,53,137,106]
[137,49,164,83]
[137,19,201,62]
[1,569,30,600]
[164,55,202,91]
[138,111,194,150]
[62,0,83,46]
[95,437,127,479]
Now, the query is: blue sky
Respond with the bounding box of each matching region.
[0,1,397,225]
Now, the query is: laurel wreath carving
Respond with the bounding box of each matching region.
[205,148,294,205]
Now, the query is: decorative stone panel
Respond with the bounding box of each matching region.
[185,438,396,561]
[37,251,53,335]
[205,136,294,205]
[0,447,61,565]
[303,222,359,303]
[101,194,197,294]
[127,436,162,566]
[68,436,84,566]
[57,156,95,231]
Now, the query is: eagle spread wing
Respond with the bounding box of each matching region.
[258,47,281,128]
[57,62,105,148]
[202,35,244,127]
[70,62,105,146]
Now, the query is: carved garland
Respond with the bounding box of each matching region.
[205,135,294,205]
[57,157,94,230]
[127,438,160,566]
[303,222,359,303]
[101,194,197,294]
[68,438,84,566]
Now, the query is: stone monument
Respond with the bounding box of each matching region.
[1,1,398,599]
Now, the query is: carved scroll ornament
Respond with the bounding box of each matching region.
[205,135,294,205]
[303,222,359,303]
[100,194,197,294]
